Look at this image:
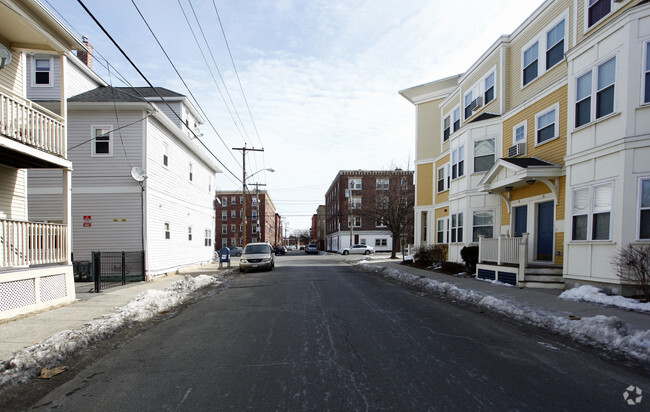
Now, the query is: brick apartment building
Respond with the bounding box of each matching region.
[312,205,326,250]
[325,170,415,252]
[216,190,281,249]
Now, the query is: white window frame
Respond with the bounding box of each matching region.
[32,55,53,87]
[189,162,193,182]
[443,114,451,142]
[188,226,192,241]
[376,217,387,228]
[473,138,496,173]
[221,211,227,221]
[205,230,212,247]
[464,90,474,120]
[91,125,113,157]
[585,0,614,31]
[451,212,464,243]
[162,142,169,167]
[535,104,559,146]
[231,210,236,218]
[222,224,227,235]
[375,238,387,247]
[513,120,528,144]
[436,217,449,244]
[484,71,496,105]
[574,55,617,130]
[376,178,389,190]
[452,106,461,132]
[521,13,568,88]
[221,238,228,248]
[451,146,465,180]
[164,222,171,239]
[637,177,650,241]
[472,209,494,242]
[231,224,236,233]
[437,164,447,193]
[349,216,361,228]
[571,181,613,241]
[349,178,362,190]
[221,197,227,207]
[350,196,362,209]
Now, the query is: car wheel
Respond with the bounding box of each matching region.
[364,250,370,255]
[343,250,349,255]
[239,268,246,273]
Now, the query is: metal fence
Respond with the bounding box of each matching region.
[91,251,145,292]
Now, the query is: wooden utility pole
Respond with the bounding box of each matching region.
[232,144,264,247]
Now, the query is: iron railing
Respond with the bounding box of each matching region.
[0,87,66,158]
[91,251,145,292]
[0,219,68,267]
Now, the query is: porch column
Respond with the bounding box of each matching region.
[497,234,504,265]
[517,233,529,283]
[63,167,72,264]
[478,235,484,263]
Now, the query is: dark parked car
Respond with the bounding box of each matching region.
[305,244,318,254]
[229,247,242,257]
[274,246,287,255]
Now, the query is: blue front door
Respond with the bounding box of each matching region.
[536,201,554,261]
[514,205,527,237]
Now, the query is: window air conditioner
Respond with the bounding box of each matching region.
[508,143,526,157]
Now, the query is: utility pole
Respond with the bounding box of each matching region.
[232,144,264,247]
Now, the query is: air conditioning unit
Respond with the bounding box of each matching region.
[508,143,526,157]
[473,96,483,109]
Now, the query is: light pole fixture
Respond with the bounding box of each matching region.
[242,167,274,246]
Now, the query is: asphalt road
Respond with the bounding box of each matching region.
[25,253,650,410]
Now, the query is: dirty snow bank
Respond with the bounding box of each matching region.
[559,285,650,313]
[358,263,650,362]
[0,274,226,389]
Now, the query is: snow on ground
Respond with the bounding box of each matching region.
[560,285,650,313]
[357,262,650,362]
[0,273,227,390]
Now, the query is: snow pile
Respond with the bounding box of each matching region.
[0,274,224,389]
[358,262,650,362]
[559,285,650,313]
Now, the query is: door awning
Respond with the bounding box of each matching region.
[477,157,563,194]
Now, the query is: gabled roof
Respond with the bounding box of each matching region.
[69,86,184,103]
[477,157,563,193]
[469,112,501,123]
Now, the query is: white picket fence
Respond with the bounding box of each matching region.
[0,219,68,267]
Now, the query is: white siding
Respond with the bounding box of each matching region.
[0,165,27,220]
[65,59,102,97]
[0,47,23,96]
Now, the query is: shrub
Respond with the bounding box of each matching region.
[612,244,650,301]
[414,244,448,266]
[460,245,479,274]
[441,261,466,274]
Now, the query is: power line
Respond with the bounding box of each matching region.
[76,0,241,183]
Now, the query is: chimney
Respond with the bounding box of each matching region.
[77,36,93,69]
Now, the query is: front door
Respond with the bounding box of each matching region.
[536,201,554,261]
[514,205,527,237]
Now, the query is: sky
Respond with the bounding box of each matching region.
[43,0,543,231]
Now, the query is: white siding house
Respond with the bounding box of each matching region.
[28,86,221,278]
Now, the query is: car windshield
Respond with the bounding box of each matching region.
[245,244,269,254]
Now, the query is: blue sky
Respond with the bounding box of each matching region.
[44,0,542,231]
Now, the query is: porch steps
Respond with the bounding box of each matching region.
[521,267,564,289]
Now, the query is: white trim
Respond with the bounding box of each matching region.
[30,54,54,88]
[534,103,560,147]
[583,0,616,33]
[90,125,113,157]
[472,208,496,242]
[642,40,650,106]
[572,53,618,131]
[638,176,650,241]
[570,180,614,242]
[472,137,496,174]
[521,10,569,89]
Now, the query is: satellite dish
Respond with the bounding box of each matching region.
[131,167,147,182]
[0,44,11,69]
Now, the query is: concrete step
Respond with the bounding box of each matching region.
[519,280,565,289]
[525,267,563,276]
[524,274,564,283]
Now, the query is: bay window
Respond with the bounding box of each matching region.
[575,57,616,128]
[639,178,650,240]
[473,139,495,173]
[473,210,494,242]
[572,182,613,241]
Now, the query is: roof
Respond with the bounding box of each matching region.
[469,112,501,123]
[69,86,184,103]
[501,157,557,168]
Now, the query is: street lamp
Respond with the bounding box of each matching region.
[243,168,275,246]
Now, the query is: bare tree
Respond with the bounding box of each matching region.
[612,244,650,301]
[357,173,414,259]
[293,229,311,246]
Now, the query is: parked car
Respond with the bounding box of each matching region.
[274,246,287,255]
[240,242,275,272]
[339,244,375,255]
[305,244,318,254]
[229,247,242,257]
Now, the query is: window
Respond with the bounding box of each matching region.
[375,239,387,247]
[451,212,463,243]
[222,225,227,235]
[376,196,388,209]
[546,19,565,70]
[639,178,650,239]
[240,196,244,204]
[252,210,258,220]
[484,72,495,104]
[401,178,408,188]
[452,146,465,179]
[221,197,227,207]
[231,224,236,233]
[437,218,448,244]
[188,226,192,241]
[349,216,361,227]
[222,211,227,220]
[474,139,495,173]
[376,178,389,190]
[92,126,112,156]
[437,165,446,193]
[575,57,616,128]
[231,197,236,205]
[644,42,650,104]
[443,115,451,141]
[453,107,461,132]
[588,0,611,28]
[189,163,193,181]
[572,182,613,240]
[473,210,494,242]
[33,56,52,85]
[231,210,236,218]
[239,210,243,218]
[536,107,557,144]
[164,223,170,239]
[514,121,527,145]
[163,143,169,166]
[349,178,362,190]
[376,217,387,227]
[350,196,362,209]
[523,42,539,86]
[464,91,474,120]
[222,238,228,248]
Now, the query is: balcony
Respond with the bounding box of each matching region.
[1,219,69,268]
[0,88,66,160]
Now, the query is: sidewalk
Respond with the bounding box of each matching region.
[0,260,235,362]
[365,259,650,331]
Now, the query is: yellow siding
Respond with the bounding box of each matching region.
[441,93,461,118]
[462,52,501,122]
[554,231,564,266]
[510,182,551,202]
[0,48,23,96]
[435,207,449,220]
[417,163,434,207]
[506,1,572,111]
[501,198,510,226]
[434,154,450,205]
[502,85,568,166]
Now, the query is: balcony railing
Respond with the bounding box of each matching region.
[1,219,68,267]
[0,88,66,158]
[478,234,528,265]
